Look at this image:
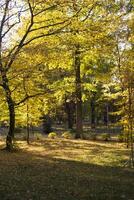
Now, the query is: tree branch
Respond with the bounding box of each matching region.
[15,92,45,106]
[0,0,10,38]
[21,21,71,47]
[33,4,57,17]
[2,21,20,39]
[5,0,34,69]
[81,3,97,22]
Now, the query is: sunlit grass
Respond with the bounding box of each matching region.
[15,139,128,167]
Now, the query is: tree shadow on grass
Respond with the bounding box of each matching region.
[29,139,124,151]
[0,146,133,200]
[29,139,129,165]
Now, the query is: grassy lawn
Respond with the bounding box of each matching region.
[0,138,133,200]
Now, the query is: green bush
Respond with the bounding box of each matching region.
[35,133,42,140]
[101,133,111,141]
[89,133,97,140]
[61,132,72,139]
[117,133,124,142]
[48,132,57,139]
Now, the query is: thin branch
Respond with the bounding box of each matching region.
[2,21,20,38]
[22,21,71,47]
[11,85,19,93]
[81,3,97,22]
[33,5,57,17]
[29,20,69,32]
[3,1,80,70]
[0,0,10,37]
[15,92,45,106]
[5,0,34,69]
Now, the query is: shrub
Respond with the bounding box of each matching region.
[35,133,42,140]
[89,133,97,140]
[48,132,57,139]
[61,132,72,139]
[101,133,111,141]
[117,133,124,142]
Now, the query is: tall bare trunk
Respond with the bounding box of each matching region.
[128,86,134,167]
[104,103,109,126]
[65,97,75,130]
[26,102,30,144]
[90,95,96,129]
[74,45,83,138]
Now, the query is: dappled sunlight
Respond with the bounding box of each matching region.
[5,138,129,167]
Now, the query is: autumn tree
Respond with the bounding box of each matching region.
[0,0,75,150]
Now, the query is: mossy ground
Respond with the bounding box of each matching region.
[0,138,133,200]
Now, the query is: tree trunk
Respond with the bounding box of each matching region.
[130,121,134,167]
[1,69,15,151]
[74,45,83,139]
[90,98,96,129]
[128,86,134,167]
[65,100,75,130]
[104,103,109,126]
[26,102,30,145]
[90,91,97,129]
[43,115,52,134]
[6,101,15,151]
